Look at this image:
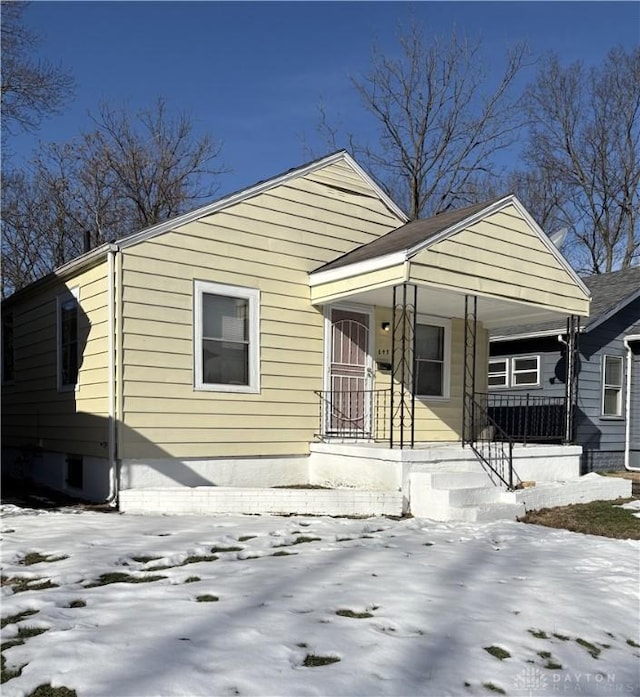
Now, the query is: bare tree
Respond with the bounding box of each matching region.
[1,1,75,137]
[523,47,640,273]
[320,23,529,219]
[1,99,226,296]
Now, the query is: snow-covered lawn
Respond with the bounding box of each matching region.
[1,505,638,697]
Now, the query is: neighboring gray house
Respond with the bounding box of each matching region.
[489,267,640,472]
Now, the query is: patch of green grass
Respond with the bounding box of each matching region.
[68,600,86,608]
[528,628,548,639]
[484,646,511,660]
[1,652,26,684]
[182,554,218,565]
[545,660,563,670]
[520,497,639,539]
[130,555,162,563]
[626,638,640,648]
[552,632,570,641]
[296,642,308,648]
[482,682,506,694]
[303,654,341,667]
[184,576,200,583]
[27,685,77,697]
[576,637,601,658]
[336,537,353,542]
[85,572,167,588]
[196,594,219,602]
[272,550,296,557]
[336,609,374,619]
[19,552,68,566]
[210,546,243,553]
[238,535,256,542]
[17,626,49,639]
[0,576,58,594]
[537,651,552,659]
[292,536,321,544]
[1,609,39,629]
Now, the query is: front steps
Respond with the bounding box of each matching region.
[409,470,632,522]
[410,471,525,522]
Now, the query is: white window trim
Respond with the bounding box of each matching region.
[601,354,623,417]
[193,280,260,394]
[488,358,509,389]
[511,355,541,388]
[414,315,451,400]
[57,287,80,393]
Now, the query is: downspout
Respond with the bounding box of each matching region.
[106,247,121,504]
[623,338,639,472]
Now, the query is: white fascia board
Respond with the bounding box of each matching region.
[52,243,118,280]
[309,251,406,287]
[490,327,584,343]
[625,333,640,343]
[405,195,515,258]
[586,288,640,333]
[117,151,406,250]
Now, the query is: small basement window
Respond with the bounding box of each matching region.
[66,455,83,491]
[602,355,623,416]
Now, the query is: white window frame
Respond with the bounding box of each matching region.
[601,354,623,417]
[511,355,541,387]
[193,280,260,393]
[488,358,509,388]
[57,287,80,392]
[414,315,451,400]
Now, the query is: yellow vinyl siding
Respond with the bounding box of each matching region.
[409,205,589,316]
[119,160,405,459]
[310,265,407,305]
[2,261,111,458]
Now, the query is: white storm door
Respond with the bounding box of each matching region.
[327,308,373,437]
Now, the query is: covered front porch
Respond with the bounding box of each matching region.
[308,196,591,501]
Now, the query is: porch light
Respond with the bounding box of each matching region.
[381,322,390,332]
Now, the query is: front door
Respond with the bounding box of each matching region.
[326,308,373,437]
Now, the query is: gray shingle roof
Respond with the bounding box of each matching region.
[492,266,640,339]
[316,196,506,273]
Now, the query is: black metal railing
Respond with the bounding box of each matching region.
[467,395,518,490]
[315,389,391,442]
[484,392,566,444]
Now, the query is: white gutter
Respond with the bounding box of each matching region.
[106,249,119,504]
[623,335,640,472]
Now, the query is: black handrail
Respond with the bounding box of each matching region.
[483,392,566,444]
[467,394,519,490]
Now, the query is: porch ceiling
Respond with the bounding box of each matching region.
[320,283,580,331]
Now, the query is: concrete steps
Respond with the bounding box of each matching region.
[410,471,525,522]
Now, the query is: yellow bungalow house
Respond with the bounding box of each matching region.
[2,151,630,518]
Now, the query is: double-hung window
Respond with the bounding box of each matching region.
[602,355,623,416]
[414,319,450,398]
[57,289,79,391]
[488,356,540,388]
[194,281,260,393]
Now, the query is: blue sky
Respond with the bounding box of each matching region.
[9,1,640,197]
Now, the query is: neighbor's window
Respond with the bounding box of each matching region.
[57,289,79,391]
[414,320,450,398]
[488,359,508,388]
[511,356,540,387]
[2,310,14,383]
[194,281,260,393]
[602,355,623,416]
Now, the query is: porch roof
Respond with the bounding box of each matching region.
[309,195,591,331]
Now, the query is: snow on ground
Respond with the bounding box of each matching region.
[1,505,638,697]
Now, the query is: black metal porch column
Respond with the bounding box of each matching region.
[564,315,580,443]
[390,283,417,448]
[462,295,478,446]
